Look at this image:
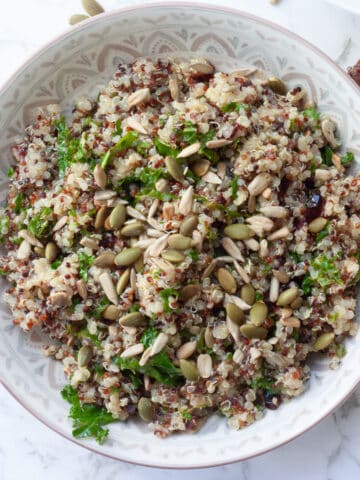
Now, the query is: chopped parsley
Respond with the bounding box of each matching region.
[54,117,86,176]
[141,327,158,348]
[188,249,199,261]
[341,151,354,165]
[14,193,24,214]
[302,254,342,295]
[51,258,63,269]
[153,137,179,158]
[316,221,330,242]
[289,251,302,263]
[0,216,9,241]
[28,207,53,239]
[101,130,139,169]
[320,145,334,166]
[231,177,238,200]
[93,296,110,319]
[75,327,102,348]
[61,385,117,444]
[77,252,94,282]
[159,288,179,313]
[114,119,122,136]
[221,102,249,113]
[303,107,321,122]
[7,166,14,178]
[250,376,281,395]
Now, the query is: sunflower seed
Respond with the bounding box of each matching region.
[205,139,232,149]
[19,230,43,248]
[216,268,237,294]
[69,14,90,25]
[130,268,137,290]
[103,305,121,320]
[321,118,338,148]
[145,233,169,257]
[244,238,259,251]
[161,249,185,263]
[259,206,287,218]
[233,260,250,282]
[94,164,107,189]
[221,237,244,261]
[190,62,214,74]
[165,156,184,182]
[246,215,274,232]
[197,354,212,379]
[17,240,31,260]
[126,206,146,221]
[226,316,240,342]
[81,0,104,16]
[94,190,116,202]
[120,343,144,358]
[169,76,180,101]
[80,237,99,250]
[179,359,199,381]
[204,326,214,348]
[121,221,144,237]
[119,312,146,327]
[139,347,152,367]
[280,316,301,328]
[99,272,118,305]
[77,345,92,367]
[53,216,68,232]
[150,333,169,356]
[232,67,257,77]
[202,259,217,278]
[191,159,210,177]
[202,171,222,184]
[247,173,272,196]
[180,215,198,236]
[176,341,197,360]
[178,186,193,215]
[95,206,108,230]
[179,284,201,303]
[267,226,290,241]
[138,397,155,422]
[127,117,148,135]
[148,198,160,219]
[76,279,88,300]
[313,332,334,351]
[127,88,151,108]
[151,257,176,281]
[168,234,192,250]
[269,276,280,303]
[50,291,71,307]
[225,293,251,311]
[259,239,269,258]
[115,247,142,266]
[177,142,201,159]
[115,269,129,296]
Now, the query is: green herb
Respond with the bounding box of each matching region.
[250,376,281,395]
[316,221,330,242]
[289,251,302,263]
[310,158,317,174]
[101,131,139,169]
[255,291,263,302]
[78,252,94,282]
[197,328,213,355]
[7,166,14,178]
[0,216,9,241]
[341,151,354,165]
[51,258,62,269]
[114,119,122,136]
[76,327,102,348]
[153,137,179,158]
[92,297,110,320]
[292,329,300,342]
[28,207,53,238]
[231,177,238,200]
[301,273,313,296]
[188,249,199,261]
[14,193,24,214]
[129,303,140,313]
[180,410,192,421]
[303,107,321,122]
[221,102,249,113]
[92,364,105,376]
[61,385,117,444]
[0,268,7,276]
[54,117,86,177]
[141,327,158,348]
[181,121,197,143]
[136,141,150,156]
[320,146,334,166]
[310,254,342,289]
[334,343,346,359]
[159,288,179,313]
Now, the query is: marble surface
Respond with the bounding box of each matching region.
[1,0,360,478]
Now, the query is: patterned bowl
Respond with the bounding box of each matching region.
[1,2,360,469]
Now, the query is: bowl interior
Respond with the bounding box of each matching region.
[0,3,360,468]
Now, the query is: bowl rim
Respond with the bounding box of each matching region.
[1,1,360,469]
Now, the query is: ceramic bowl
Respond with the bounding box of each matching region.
[0,2,360,469]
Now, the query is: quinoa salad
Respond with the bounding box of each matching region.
[1,57,359,442]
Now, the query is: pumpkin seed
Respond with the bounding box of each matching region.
[165,156,184,182]
[103,305,121,320]
[120,221,144,237]
[138,397,155,422]
[179,359,199,381]
[277,287,299,306]
[93,252,116,268]
[168,234,192,250]
[35,246,45,257]
[134,256,144,272]
[290,297,303,310]
[81,0,104,16]
[308,217,328,233]
[116,268,130,294]
[119,311,146,327]
[240,324,268,339]
[99,272,118,305]
[109,204,126,230]
[161,249,185,263]
[197,354,212,379]
[115,247,142,266]
[176,341,197,360]
[313,332,335,351]
[225,303,244,325]
[77,345,92,367]
[80,237,99,250]
[191,159,210,177]
[250,302,268,326]
[216,268,237,294]
[50,291,71,307]
[95,206,108,230]
[267,77,287,95]
[45,242,58,262]
[179,284,200,303]
[69,14,89,25]
[240,284,255,305]
[180,215,198,236]
[224,223,254,240]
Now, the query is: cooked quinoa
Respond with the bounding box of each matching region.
[1,57,359,441]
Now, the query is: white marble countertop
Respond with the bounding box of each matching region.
[1,0,360,479]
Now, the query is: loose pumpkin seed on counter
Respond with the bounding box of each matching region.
[2,57,360,444]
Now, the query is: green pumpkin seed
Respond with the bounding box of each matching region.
[180,215,198,236]
[313,332,335,351]
[95,206,108,230]
[168,234,192,250]
[250,302,268,326]
[240,324,268,339]
[34,246,45,256]
[226,303,244,325]
[109,204,126,230]
[134,256,144,273]
[308,217,328,233]
[120,221,144,237]
[103,305,121,320]
[216,268,237,294]
[290,297,303,310]
[94,252,116,268]
[138,397,155,422]
[179,284,200,303]
[81,0,104,16]
[119,311,146,327]
[224,223,254,240]
[240,284,255,305]
[115,247,142,266]
[277,287,299,307]
[116,268,130,294]
[161,249,185,263]
[77,345,92,367]
[45,242,58,262]
[69,14,89,25]
[165,156,184,182]
[267,77,287,95]
[179,359,199,381]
